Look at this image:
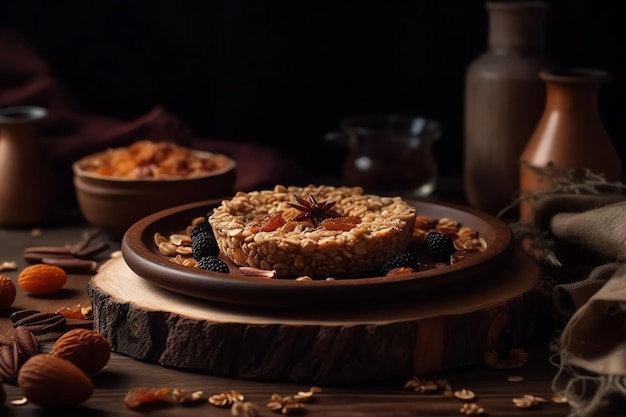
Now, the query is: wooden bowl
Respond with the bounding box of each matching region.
[73,150,236,238]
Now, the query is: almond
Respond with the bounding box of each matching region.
[17,354,93,408]
[50,328,111,375]
[0,275,16,310]
[18,264,67,295]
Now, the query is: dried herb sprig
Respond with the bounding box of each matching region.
[501,164,626,267]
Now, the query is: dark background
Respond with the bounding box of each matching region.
[2,0,625,181]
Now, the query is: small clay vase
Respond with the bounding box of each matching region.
[464,1,549,215]
[519,68,623,219]
[0,106,57,227]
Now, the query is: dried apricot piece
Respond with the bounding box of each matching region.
[385,267,414,276]
[124,387,169,409]
[249,213,286,233]
[319,216,360,231]
[260,213,286,232]
[55,304,86,319]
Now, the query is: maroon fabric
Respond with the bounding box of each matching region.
[0,28,305,206]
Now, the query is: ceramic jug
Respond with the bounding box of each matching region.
[464,1,549,216]
[0,106,57,226]
[519,68,623,219]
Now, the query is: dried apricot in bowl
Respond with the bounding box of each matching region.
[18,264,67,295]
[0,275,16,309]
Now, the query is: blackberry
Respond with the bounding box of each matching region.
[191,226,219,259]
[197,256,229,273]
[190,221,213,240]
[380,252,417,275]
[425,232,455,261]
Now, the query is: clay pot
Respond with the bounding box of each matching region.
[519,68,623,219]
[0,106,57,227]
[464,1,549,215]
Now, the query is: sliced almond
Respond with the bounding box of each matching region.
[169,234,191,246]
[154,232,168,246]
[239,267,277,278]
[158,241,177,256]
[175,246,193,256]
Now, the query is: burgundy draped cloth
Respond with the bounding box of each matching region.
[0,28,306,207]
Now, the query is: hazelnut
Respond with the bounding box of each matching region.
[50,328,111,375]
[17,354,93,408]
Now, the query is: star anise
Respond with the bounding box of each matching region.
[289,194,341,227]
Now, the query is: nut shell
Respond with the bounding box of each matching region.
[17,354,93,408]
[50,328,111,375]
[0,275,16,310]
[18,264,67,295]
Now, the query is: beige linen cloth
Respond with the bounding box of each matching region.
[528,194,626,416]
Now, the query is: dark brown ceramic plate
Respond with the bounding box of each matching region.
[121,199,515,309]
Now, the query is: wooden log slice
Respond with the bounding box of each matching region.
[88,250,539,385]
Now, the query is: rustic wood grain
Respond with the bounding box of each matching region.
[0,206,570,416]
[88,250,539,384]
[2,342,569,417]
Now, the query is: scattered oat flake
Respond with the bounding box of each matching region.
[0,261,17,271]
[459,402,485,415]
[507,375,524,383]
[512,394,548,408]
[454,389,476,400]
[231,400,259,417]
[209,390,245,407]
[124,387,170,409]
[10,397,28,405]
[552,393,568,404]
[172,388,204,406]
[30,228,43,237]
[82,304,94,319]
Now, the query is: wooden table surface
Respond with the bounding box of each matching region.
[0,209,570,416]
